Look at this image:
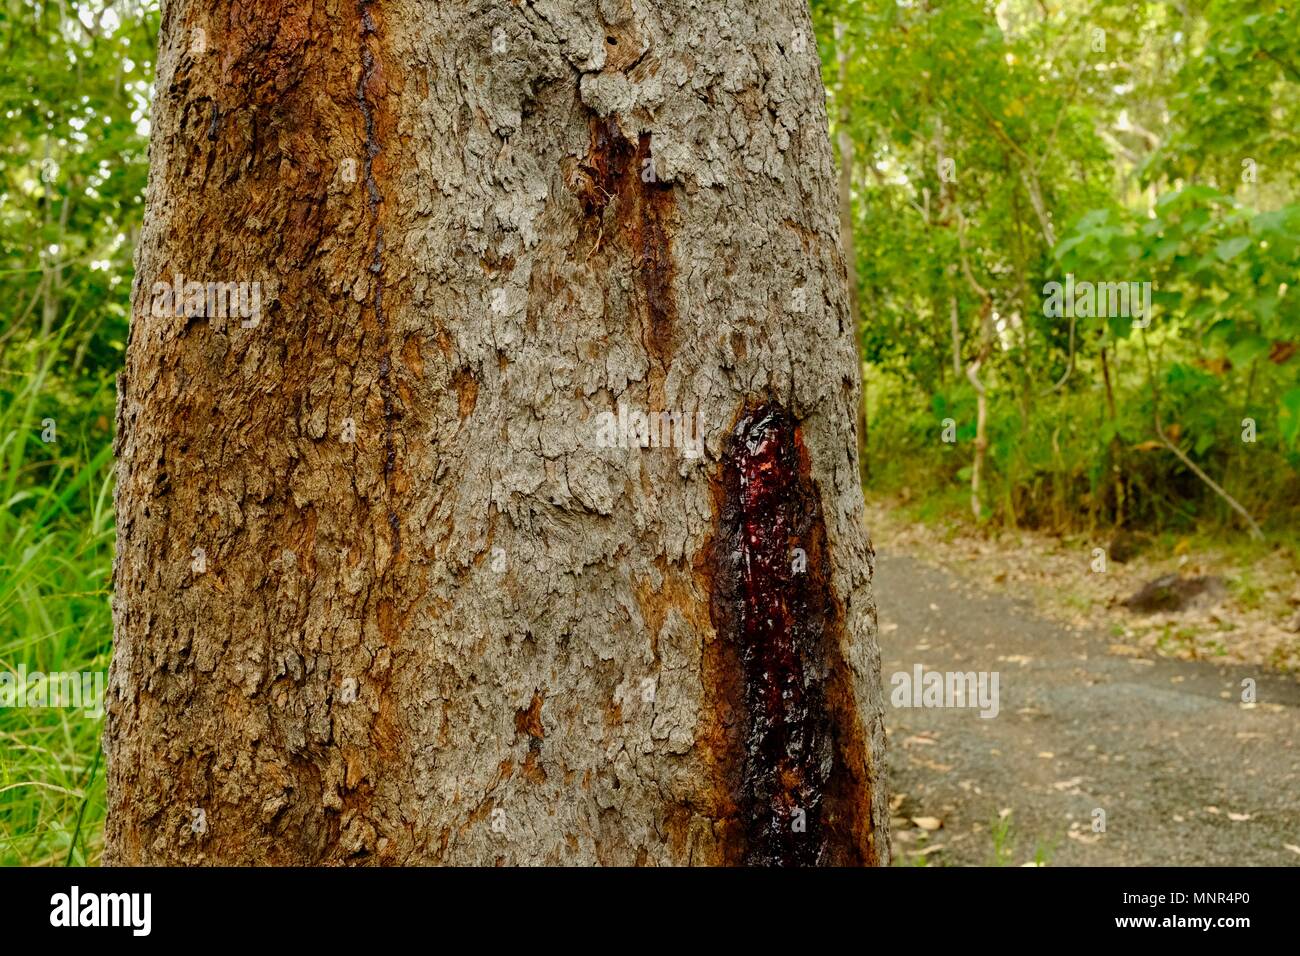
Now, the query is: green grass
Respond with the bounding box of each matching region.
[989,813,1016,866]
[0,339,115,866]
[987,812,1058,867]
[889,813,1060,866]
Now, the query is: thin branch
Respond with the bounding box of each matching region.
[1260,48,1300,84]
[1139,330,1263,539]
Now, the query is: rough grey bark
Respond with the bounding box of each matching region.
[106,0,889,865]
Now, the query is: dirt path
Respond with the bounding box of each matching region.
[876,551,1300,866]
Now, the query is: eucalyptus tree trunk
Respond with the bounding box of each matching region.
[105,0,889,866]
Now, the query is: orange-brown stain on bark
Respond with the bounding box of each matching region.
[605,699,623,730]
[344,746,369,790]
[630,550,748,864]
[453,369,479,420]
[599,10,645,74]
[401,333,424,379]
[571,116,678,386]
[376,598,398,645]
[514,691,546,740]
[521,750,547,785]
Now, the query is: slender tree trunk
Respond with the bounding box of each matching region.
[1099,342,1125,527]
[105,0,889,865]
[957,209,992,521]
[949,294,962,379]
[967,343,990,521]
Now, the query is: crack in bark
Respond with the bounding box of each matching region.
[356,0,400,556]
[572,116,677,374]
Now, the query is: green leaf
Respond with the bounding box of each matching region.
[1227,335,1270,366]
[1251,209,1297,237]
[1053,233,1087,261]
[1206,318,1236,344]
[1154,237,1182,261]
[1215,236,1253,261]
[1250,292,1279,323]
[1281,389,1300,448]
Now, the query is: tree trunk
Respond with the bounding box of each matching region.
[949,294,962,379]
[956,209,994,523]
[106,0,888,866]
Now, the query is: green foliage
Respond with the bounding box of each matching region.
[0,353,115,866]
[819,0,1300,534]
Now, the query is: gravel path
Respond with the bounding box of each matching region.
[875,551,1300,866]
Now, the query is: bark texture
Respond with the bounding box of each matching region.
[106,0,888,865]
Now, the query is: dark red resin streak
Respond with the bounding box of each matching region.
[718,405,834,866]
